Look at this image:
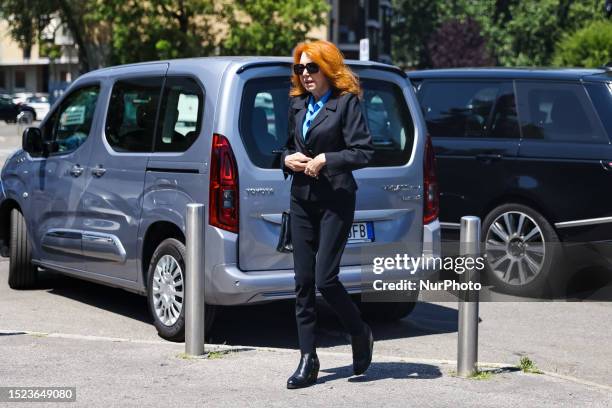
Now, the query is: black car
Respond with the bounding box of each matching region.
[0,96,36,123]
[408,67,612,296]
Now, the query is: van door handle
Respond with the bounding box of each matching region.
[476,153,502,162]
[70,165,84,177]
[92,166,106,178]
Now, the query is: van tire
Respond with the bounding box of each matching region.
[483,204,566,297]
[146,238,216,342]
[8,209,38,289]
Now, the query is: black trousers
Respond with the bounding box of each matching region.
[290,190,365,354]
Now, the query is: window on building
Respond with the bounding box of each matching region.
[381,6,392,57]
[368,0,380,21]
[15,71,26,88]
[339,0,364,43]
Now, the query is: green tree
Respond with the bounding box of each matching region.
[489,0,605,66]
[391,0,440,68]
[392,0,606,68]
[220,0,329,56]
[553,20,612,67]
[96,0,219,65]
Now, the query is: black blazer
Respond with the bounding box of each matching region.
[280,91,374,201]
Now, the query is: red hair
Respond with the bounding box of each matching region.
[290,40,361,97]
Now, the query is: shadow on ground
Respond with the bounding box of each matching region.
[34,268,458,349]
[318,361,443,384]
[38,269,152,325]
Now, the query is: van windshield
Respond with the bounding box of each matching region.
[239,76,415,169]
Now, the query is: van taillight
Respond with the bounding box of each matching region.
[423,135,439,224]
[209,133,239,233]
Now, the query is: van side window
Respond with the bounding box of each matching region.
[239,77,290,169]
[516,81,608,144]
[105,77,163,152]
[154,77,204,152]
[48,85,100,154]
[360,78,414,166]
[420,81,503,138]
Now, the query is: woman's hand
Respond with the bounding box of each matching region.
[284,152,312,173]
[304,153,326,178]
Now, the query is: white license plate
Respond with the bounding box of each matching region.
[348,222,374,243]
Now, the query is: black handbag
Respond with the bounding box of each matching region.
[276,210,293,253]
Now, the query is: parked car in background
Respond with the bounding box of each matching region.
[0,57,440,341]
[0,96,36,123]
[408,67,612,296]
[24,95,51,121]
[11,92,34,105]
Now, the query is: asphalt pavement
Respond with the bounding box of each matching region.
[1,261,612,407]
[1,121,612,406]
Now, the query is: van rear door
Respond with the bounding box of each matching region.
[230,65,426,271]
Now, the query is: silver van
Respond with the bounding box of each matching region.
[0,57,440,340]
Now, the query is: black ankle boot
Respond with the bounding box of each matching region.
[286,352,320,389]
[351,323,373,375]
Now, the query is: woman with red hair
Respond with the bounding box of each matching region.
[281,40,375,389]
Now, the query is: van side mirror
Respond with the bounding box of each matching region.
[22,127,43,157]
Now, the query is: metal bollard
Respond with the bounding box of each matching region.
[185,203,206,356]
[457,215,481,377]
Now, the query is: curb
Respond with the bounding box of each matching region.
[2,328,612,392]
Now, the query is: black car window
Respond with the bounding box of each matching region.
[154,77,204,152]
[50,85,100,154]
[584,82,612,142]
[515,81,608,144]
[489,82,519,138]
[105,77,163,153]
[239,77,414,169]
[419,81,502,138]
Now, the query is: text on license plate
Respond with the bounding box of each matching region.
[347,222,374,243]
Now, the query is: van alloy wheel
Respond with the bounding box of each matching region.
[485,211,545,286]
[152,254,184,326]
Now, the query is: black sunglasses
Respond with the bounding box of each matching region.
[293,62,320,75]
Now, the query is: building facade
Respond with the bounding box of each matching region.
[327,0,393,63]
[0,20,79,97]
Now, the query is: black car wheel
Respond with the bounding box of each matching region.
[483,204,565,297]
[146,238,216,341]
[8,209,38,289]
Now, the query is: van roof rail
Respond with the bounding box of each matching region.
[236,59,407,77]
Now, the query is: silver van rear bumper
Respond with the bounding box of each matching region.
[210,220,441,305]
